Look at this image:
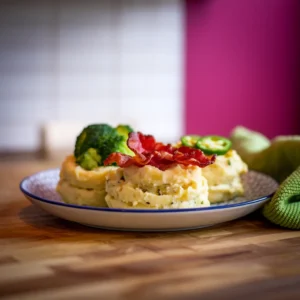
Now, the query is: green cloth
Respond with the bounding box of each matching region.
[230,126,300,229]
[263,167,300,229]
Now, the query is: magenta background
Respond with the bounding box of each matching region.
[185,0,300,138]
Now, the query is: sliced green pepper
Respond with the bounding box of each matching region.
[196,135,232,155]
[181,135,201,147]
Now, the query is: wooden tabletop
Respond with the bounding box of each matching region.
[1,158,300,300]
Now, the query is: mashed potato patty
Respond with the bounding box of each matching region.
[105,165,210,209]
[201,149,248,203]
[56,155,117,207]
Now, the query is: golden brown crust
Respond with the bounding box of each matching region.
[59,155,117,190]
[56,154,118,207]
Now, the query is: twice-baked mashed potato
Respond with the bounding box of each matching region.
[56,155,117,207]
[56,141,248,208]
[201,149,248,203]
[105,164,210,209]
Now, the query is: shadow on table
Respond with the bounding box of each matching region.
[19,204,102,233]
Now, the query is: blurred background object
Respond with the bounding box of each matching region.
[0,0,299,159]
[0,0,184,158]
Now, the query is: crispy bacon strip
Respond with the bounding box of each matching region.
[103,132,216,170]
[173,146,216,167]
[127,132,156,155]
[104,152,135,168]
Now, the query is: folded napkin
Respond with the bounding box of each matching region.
[230,126,300,229]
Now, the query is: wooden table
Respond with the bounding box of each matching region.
[1,159,300,300]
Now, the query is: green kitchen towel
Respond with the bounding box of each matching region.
[263,166,300,229]
[230,126,300,229]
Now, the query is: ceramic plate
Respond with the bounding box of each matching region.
[20,169,278,231]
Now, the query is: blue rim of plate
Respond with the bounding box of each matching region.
[19,168,275,214]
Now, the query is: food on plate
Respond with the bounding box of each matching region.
[196,135,232,155]
[103,132,216,209]
[57,122,248,209]
[201,149,248,203]
[105,165,210,209]
[179,135,248,203]
[56,154,117,207]
[181,135,201,147]
[74,123,134,170]
[56,123,134,207]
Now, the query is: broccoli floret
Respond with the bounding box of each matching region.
[74,124,122,168]
[115,124,134,138]
[115,124,134,156]
[77,148,101,170]
[117,140,134,157]
[74,123,134,169]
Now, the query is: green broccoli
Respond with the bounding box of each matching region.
[115,124,134,138]
[115,124,134,156]
[74,123,134,170]
[76,148,101,170]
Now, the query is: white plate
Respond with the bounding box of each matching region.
[20,169,278,232]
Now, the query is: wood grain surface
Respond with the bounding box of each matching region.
[1,159,300,300]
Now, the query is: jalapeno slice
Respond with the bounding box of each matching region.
[181,135,201,147]
[196,135,231,155]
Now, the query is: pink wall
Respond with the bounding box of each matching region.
[185,0,300,138]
